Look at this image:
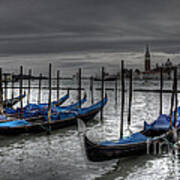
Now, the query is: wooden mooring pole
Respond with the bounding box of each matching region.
[57,70,60,101]
[4,74,8,104]
[120,61,125,139]
[47,63,52,135]
[11,74,14,100]
[0,68,3,113]
[27,69,32,105]
[174,67,178,129]
[127,69,132,127]
[19,65,23,116]
[159,68,163,115]
[90,76,94,105]
[100,67,105,124]
[78,68,82,108]
[38,73,42,104]
[115,78,118,106]
[169,68,176,129]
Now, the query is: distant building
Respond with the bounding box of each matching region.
[144,45,151,72]
[133,45,174,80]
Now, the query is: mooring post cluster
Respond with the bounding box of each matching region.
[0,61,179,142]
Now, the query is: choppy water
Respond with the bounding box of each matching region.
[0,51,180,180]
[0,78,179,180]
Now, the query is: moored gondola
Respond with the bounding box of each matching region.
[84,129,174,162]
[4,91,71,118]
[46,93,107,122]
[0,95,107,135]
[84,110,180,162]
[84,108,180,162]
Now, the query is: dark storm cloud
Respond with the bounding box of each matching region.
[0,0,180,53]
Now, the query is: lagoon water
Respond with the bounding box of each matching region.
[0,50,180,180]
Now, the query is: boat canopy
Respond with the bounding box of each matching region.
[144,112,180,131]
[100,132,147,146]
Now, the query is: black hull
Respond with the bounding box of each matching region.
[142,129,167,137]
[84,131,172,162]
[84,136,147,162]
[79,110,99,121]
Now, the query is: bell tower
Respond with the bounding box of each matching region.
[144,45,151,72]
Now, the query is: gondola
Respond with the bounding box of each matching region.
[3,93,87,120]
[84,128,175,162]
[0,95,107,135]
[84,111,179,162]
[4,91,69,117]
[3,92,26,108]
[45,93,107,122]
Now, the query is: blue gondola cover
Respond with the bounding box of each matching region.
[0,120,30,127]
[100,133,147,146]
[0,115,7,120]
[144,113,180,131]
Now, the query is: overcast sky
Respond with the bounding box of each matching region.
[0,0,180,54]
